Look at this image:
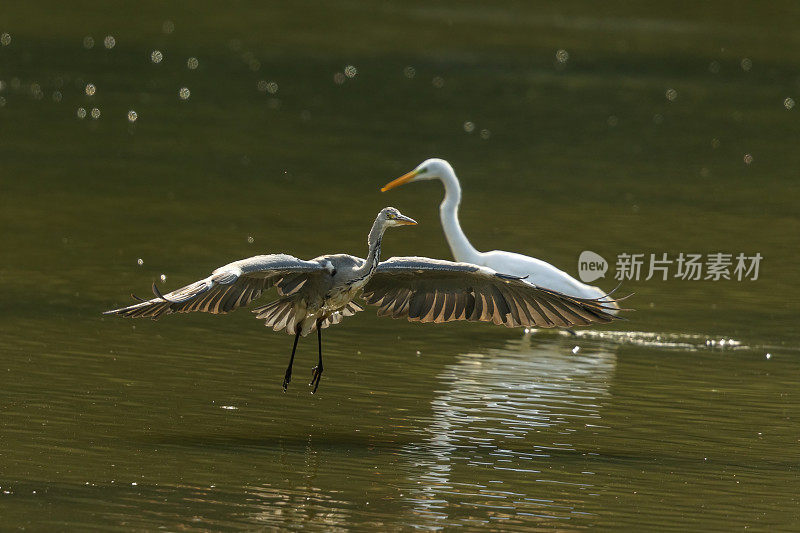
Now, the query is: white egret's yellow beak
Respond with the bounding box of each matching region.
[381,170,418,192]
[394,214,417,226]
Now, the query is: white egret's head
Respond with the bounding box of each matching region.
[379,206,417,227]
[381,158,454,191]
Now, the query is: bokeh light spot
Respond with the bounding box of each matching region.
[665,88,678,101]
[31,83,43,100]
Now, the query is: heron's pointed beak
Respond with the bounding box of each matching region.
[395,214,417,226]
[381,170,418,192]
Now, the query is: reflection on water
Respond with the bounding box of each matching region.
[246,482,352,531]
[403,336,616,527]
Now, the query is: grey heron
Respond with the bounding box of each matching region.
[382,159,618,309]
[104,207,623,393]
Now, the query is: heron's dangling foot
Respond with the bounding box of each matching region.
[283,325,302,392]
[309,364,323,394]
[309,319,324,394]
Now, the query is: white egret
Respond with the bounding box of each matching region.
[382,159,618,309]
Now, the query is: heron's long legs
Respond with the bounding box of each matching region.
[283,324,302,392]
[309,319,324,394]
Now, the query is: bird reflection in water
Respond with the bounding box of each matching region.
[401,334,617,526]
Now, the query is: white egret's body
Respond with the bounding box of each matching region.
[383,159,617,309]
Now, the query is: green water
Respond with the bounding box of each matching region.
[1,2,798,530]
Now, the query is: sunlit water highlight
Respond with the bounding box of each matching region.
[543,328,752,352]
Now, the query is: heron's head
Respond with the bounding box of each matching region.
[379,206,417,228]
[381,158,454,191]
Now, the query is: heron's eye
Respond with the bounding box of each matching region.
[417,167,428,175]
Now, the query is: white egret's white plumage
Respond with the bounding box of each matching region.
[382,158,618,310]
[105,207,623,393]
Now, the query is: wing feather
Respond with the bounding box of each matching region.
[463,292,476,321]
[471,290,484,322]
[521,296,551,326]
[452,293,465,321]
[362,257,623,328]
[419,292,436,322]
[342,301,365,317]
[104,254,325,319]
[442,291,457,322]
[385,289,408,317]
[408,292,426,319]
[506,287,531,327]
[531,296,567,327]
[480,290,496,324]
[431,291,446,323]
[392,293,411,318]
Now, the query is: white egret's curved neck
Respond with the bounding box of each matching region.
[439,168,481,264]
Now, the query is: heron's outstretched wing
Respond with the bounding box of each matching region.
[104,254,326,319]
[362,257,623,328]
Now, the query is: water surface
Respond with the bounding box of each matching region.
[1,2,798,529]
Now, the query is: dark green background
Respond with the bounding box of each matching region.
[1,2,797,529]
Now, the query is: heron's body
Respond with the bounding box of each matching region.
[105,208,623,393]
[383,159,615,307]
[261,253,367,337]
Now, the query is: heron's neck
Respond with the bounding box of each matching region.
[353,220,385,281]
[439,169,481,264]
